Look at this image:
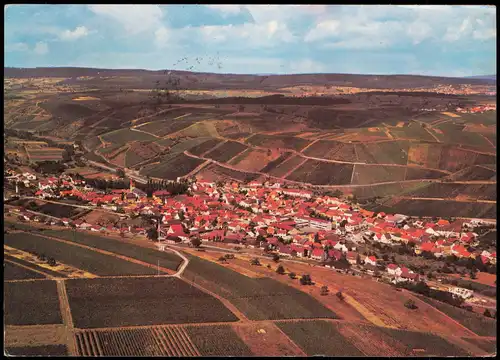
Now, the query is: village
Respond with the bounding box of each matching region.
[4,167,497,305]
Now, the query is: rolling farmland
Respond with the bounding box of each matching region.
[373,198,496,218]
[247,134,311,152]
[100,128,157,145]
[41,228,182,271]
[286,160,353,185]
[182,255,338,321]
[188,138,223,156]
[276,320,364,356]
[416,296,497,337]
[303,141,357,162]
[266,155,305,178]
[203,141,248,162]
[140,152,205,180]
[4,280,63,326]
[5,232,160,276]
[5,345,69,356]
[75,327,200,356]
[66,277,239,328]
[351,165,406,185]
[4,260,47,280]
[186,325,253,356]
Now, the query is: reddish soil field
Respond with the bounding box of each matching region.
[447,272,496,287]
[232,322,306,356]
[230,148,282,172]
[245,259,477,336]
[303,140,357,162]
[286,160,353,185]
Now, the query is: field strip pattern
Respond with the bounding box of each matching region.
[4,258,54,279]
[342,294,391,328]
[75,326,200,356]
[26,232,174,275]
[56,280,77,355]
[4,245,97,279]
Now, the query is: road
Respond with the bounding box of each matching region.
[21,197,95,210]
[183,150,452,188]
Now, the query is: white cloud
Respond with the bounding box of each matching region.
[6,42,29,52]
[34,41,49,55]
[198,21,296,48]
[407,20,433,44]
[304,20,340,42]
[154,26,169,48]
[473,28,496,40]
[59,26,90,41]
[245,5,324,24]
[288,59,326,73]
[88,5,163,34]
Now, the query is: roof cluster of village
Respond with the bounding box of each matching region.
[5,168,496,286]
[455,104,496,113]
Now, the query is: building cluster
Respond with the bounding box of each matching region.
[456,104,496,113]
[5,167,496,279]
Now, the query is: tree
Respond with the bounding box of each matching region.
[116,169,125,178]
[470,268,477,279]
[314,232,320,243]
[190,237,202,248]
[47,257,57,267]
[336,291,344,301]
[484,309,492,318]
[289,272,297,279]
[404,299,418,310]
[38,253,47,261]
[300,274,312,285]
[320,285,329,296]
[427,272,434,280]
[147,227,159,241]
[218,256,227,263]
[276,265,285,275]
[272,254,280,262]
[250,258,261,266]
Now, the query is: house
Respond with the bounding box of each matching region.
[394,268,419,283]
[310,218,332,231]
[282,189,312,199]
[346,251,358,265]
[327,249,342,261]
[364,255,377,266]
[386,264,400,276]
[278,244,293,257]
[311,248,325,261]
[449,286,473,299]
[291,243,307,257]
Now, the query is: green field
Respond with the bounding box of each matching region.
[101,128,158,145]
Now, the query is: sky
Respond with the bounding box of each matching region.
[4,5,497,77]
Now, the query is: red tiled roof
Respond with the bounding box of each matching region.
[311,248,324,257]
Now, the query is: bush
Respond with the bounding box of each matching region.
[276,265,285,275]
[404,299,418,310]
[336,291,344,301]
[289,272,296,279]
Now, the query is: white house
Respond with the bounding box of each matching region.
[309,218,332,231]
[386,264,401,276]
[449,287,474,299]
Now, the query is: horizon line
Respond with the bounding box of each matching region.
[4,66,496,79]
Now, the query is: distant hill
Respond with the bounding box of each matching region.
[464,75,496,82]
[3,67,496,90]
